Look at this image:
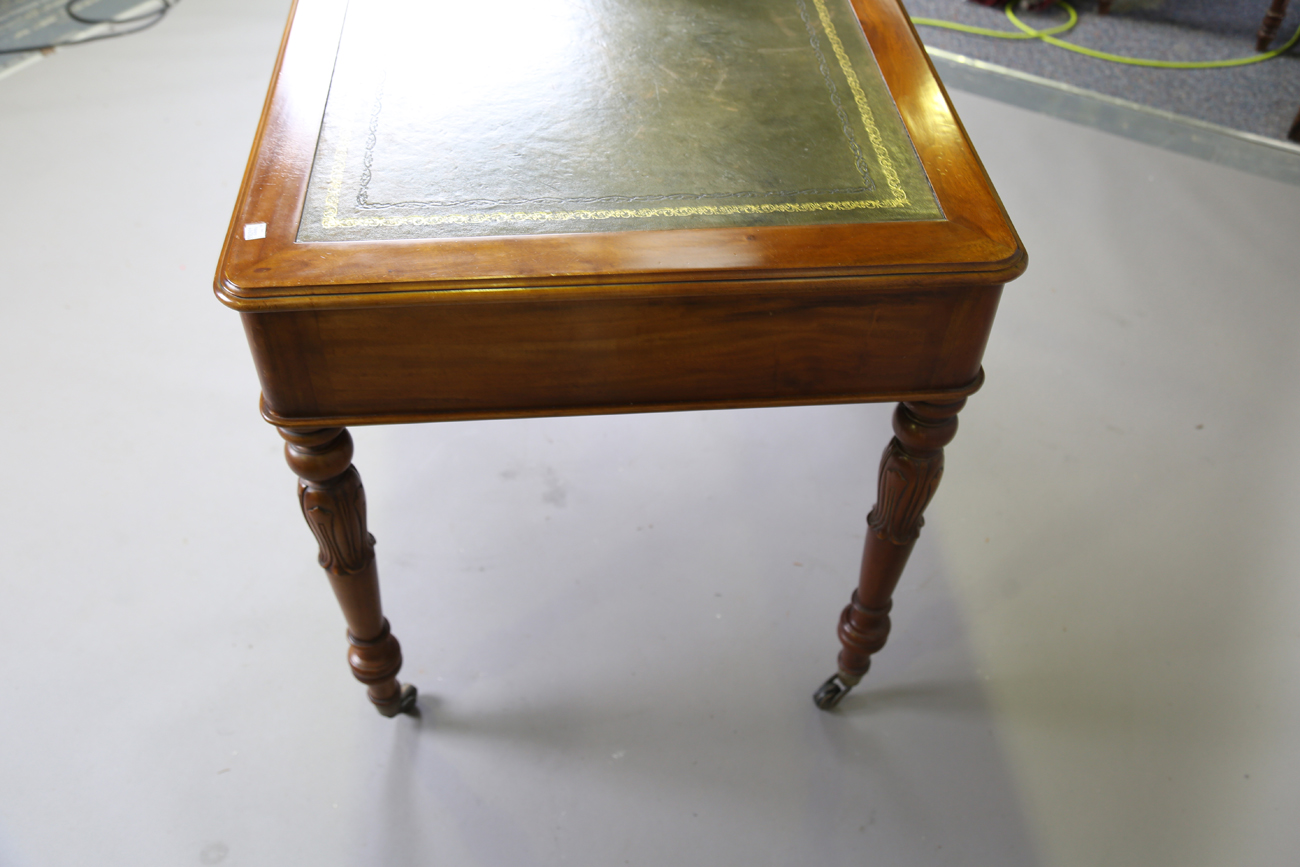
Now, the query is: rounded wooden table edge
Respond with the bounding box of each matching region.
[213,249,1027,313]
[258,369,987,429]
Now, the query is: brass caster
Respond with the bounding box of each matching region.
[373,683,419,718]
[813,673,856,710]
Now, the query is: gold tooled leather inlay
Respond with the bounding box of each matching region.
[299,0,941,240]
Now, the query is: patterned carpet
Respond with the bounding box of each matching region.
[904,0,1300,141]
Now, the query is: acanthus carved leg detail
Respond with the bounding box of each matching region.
[281,426,417,718]
[814,399,964,710]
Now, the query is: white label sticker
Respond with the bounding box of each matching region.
[243,222,267,240]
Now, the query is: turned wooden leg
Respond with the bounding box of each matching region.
[1257,0,1288,50]
[280,426,417,717]
[814,398,964,710]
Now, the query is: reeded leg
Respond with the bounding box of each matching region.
[280,427,417,717]
[814,399,964,710]
[1256,0,1288,50]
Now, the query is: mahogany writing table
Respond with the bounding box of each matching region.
[215,0,1025,717]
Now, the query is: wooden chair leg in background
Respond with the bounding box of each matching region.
[814,398,965,710]
[1288,105,1300,142]
[280,426,418,717]
[1257,0,1289,50]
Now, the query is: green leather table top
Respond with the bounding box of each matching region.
[297,0,942,241]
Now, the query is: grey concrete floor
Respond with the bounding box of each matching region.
[1,1,1299,865]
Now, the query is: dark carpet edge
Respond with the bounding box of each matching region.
[930,47,1300,186]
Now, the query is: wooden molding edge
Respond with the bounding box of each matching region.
[260,369,987,429]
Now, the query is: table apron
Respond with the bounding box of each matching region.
[242,284,1003,425]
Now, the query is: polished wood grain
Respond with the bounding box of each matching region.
[280,427,416,717]
[815,398,964,709]
[243,281,1001,425]
[216,0,1024,716]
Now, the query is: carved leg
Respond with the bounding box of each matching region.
[280,427,417,717]
[1257,0,1288,50]
[814,399,964,710]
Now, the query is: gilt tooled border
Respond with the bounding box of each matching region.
[321,0,914,230]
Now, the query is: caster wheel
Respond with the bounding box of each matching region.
[813,673,855,710]
[374,683,419,718]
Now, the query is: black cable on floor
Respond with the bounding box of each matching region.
[0,0,175,56]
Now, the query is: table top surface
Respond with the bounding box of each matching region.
[216,0,1024,311]
[298,0,943,242]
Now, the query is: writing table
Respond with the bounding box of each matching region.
[216,0,1025,717]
